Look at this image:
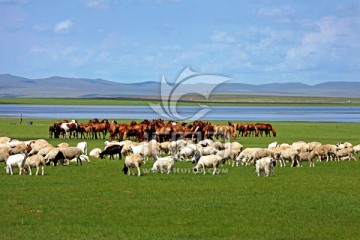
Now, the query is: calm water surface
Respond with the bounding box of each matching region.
[0,104,360,122]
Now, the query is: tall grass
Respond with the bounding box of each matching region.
[0,118,360,239]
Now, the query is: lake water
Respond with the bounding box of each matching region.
[0,104,360,122]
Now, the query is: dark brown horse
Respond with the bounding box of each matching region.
[91,119,110,139]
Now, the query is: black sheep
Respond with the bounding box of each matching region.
[99,144,123,160]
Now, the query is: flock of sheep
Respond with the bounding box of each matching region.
[1,135,359,177]
[87,138,360,176]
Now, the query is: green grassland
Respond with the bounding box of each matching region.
[1,94,359,106]
[0,118,360,239]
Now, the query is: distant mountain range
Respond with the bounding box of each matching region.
[0,74,359,98]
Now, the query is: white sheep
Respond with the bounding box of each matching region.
[21,155,45,176]
[255,157,276,177]
[235,148,262,166]
[130,144,151,163]
[59,147,84,165]
[279,148,300,167]
[298,151,316,167]
[268,141,278,149]
[122,153,144,176]
[335,147,356,161]
[217,148,240,166]
[89,148,102,158]
[151,155,175,174]
[174,145,196,161]
[252,148,277,165]
[191,146,219,163]
[193,155,224,175]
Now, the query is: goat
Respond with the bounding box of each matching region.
[5,153,26,175]
[76,141,88,155]
[21,155,45,176]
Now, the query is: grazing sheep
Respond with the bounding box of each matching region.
[44,148,64,166]
[217,148,240,166]
[312,144,337,162]
[193,155,224,175]
[58,147,84,165]
[191,146,219,163]
[255,157,276,177]
[122,153,144,176]
[151,155,175,174]
[21,155,45,176]
[235,148,262,166]
[279,148,300,167]
[335,147,356,161]
[174,145,196,161]
[298,151,316,167]
[252,148,277,165]
[45,147,83,166]
[99,145,123,160]
[89,148,102,158]
[5,153,26,175]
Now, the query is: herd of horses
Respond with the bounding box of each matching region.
[49,118,276,142]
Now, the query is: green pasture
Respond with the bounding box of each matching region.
[1,95,359,106]
[0,118,360,239]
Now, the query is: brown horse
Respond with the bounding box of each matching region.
[255,123,276,137]
[108,120,119,140]
[91,119,110,139]
[243,123,257,137]
[153,119,173,142]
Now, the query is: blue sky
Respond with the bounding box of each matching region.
[0,0,359,85]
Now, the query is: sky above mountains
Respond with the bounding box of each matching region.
[1,0,360,85]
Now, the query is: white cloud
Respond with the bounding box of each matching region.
[53,19,72,33]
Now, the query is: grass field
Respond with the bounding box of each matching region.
[1,95,359,106]
[1,118,360,239]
